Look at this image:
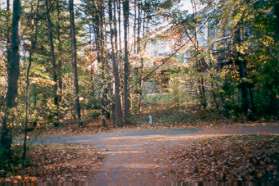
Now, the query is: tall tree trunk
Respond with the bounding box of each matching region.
[198,76,207,109]
[136,1,143,112]
[235,27,252,116]
[45,0,60,126]
[6,0,10,48]
[238,58,251,115]
[22,0,39,165]
[113,0,118,52]
[117,0,123,109]
[0,0,21,155]
[109,0,123,126]
[69,0,83,126]
[99,1,107,127]
[117,0,122,52]
[137,1,142,54]
[138,1,148,112]
[133,0,137,53]
[56,0,63,105]
[123,0,130,123]
[92,0,108,127]
[275,2,279,39]
[191,0,207,109]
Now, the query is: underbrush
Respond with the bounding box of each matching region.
[129,102,278,127]
[0,145,31,177]
[129,105,230,126]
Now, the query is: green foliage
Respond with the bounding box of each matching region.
[144,93,174,105]
[0,145,31,177]
[175,0,279,119]
[0,147,10,173]
[89,109,101,119]
[159,0,173,9]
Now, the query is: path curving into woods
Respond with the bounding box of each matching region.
[35,123,279,185]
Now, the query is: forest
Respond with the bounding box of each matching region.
[0,0,279,185]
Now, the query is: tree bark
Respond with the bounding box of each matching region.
[109,0,123,126]
[235,27,252,116]
[275,2,279,39]
[22,0,39,166]
[69,0,83,126]
[45,0,60,126]
[0,0,21,154]
[123,0,130,123]
[133,0,137,53]
[191,0,207,109]
[91,0,108,127]
[117,0,122,52]
[56,0,63,106]
[136,1,143,112]
[6,0,10,48]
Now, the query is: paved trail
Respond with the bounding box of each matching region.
[36,124,279,186]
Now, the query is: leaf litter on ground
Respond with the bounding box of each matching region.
[0,144,104,184]
[169,135,279,183]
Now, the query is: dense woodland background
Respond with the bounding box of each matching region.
[0,0,278,174]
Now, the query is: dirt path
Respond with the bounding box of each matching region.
[35,123,279,186]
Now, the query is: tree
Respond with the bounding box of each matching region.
[56,0,63,108]
[22,0,40,165]
[109,0,123,126]
[123,0,130,123]
[0,0,21,155]
[45,0,60,126]
[69,0,83,126]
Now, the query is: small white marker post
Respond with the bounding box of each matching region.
[148,115,153,125]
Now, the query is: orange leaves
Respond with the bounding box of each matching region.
[22,144,103,182]
[0,176,37,185]
[169,135,279,183]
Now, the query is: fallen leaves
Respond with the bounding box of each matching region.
[32,120,114,137]
[22,144,104,182]
[0,176,38,185]
[169,135,279,183]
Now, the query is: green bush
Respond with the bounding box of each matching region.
[0,145,31,177]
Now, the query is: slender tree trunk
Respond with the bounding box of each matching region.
[138,57,144,112]
[238,58,251,115]
[69,0,83,126]
[136,1,143,112]
[113,0,118,52]
[235,27,252,116]
[275,2,279,39]
[198,76,207,109]
[117,0,123,109]
[210,75,220,111]
[137,1,142,54]
[269,2,279,113]
[56,0,63,105]
[117,0,122,52]
[22,0,39,166]
[0,0,21,155]
[6,0,10,48]
[191,0,207,109]
[92,0,108,127]
[111,0,117,124]
[133,0,137,53]
[100,1,108,127]
[45,0,60,126]
[123,0,130,123]
[142,1,146,36]
[109,0,123,126]
[138,2,148,112]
